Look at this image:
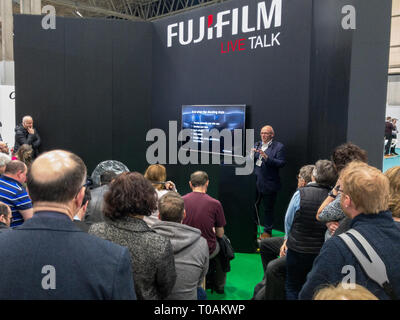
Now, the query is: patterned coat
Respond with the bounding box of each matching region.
[89,216,176,300]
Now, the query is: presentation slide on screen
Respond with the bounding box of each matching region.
[181,105,246,156]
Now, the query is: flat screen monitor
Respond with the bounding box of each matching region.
[181,105,246,157]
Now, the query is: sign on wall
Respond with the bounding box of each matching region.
[166,0,282,53]
[0,85,16,148]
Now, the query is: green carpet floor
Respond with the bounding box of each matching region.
[206,230,285,300]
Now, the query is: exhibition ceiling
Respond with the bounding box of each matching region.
[40,0,230,20]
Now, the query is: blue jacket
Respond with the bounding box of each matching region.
[253,140,286,193]
[0,211,136,300]
[299,211,400,300]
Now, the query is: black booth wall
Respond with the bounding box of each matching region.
[14,16,153,173]
[13,0,391,253]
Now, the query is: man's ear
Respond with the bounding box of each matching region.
[82,200,89,214]
[189,181,193,189]
[75,187,85,209]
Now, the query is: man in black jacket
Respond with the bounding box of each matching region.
[14,115,41,158]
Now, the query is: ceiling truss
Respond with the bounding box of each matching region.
[41,0,230,21]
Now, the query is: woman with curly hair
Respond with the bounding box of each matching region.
[384,166,400,226]
[89,172,176,300]
[17,144,34,168]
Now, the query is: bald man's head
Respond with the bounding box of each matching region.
[22,116,33,130]
[260,125,275,143]
[27,150,87,203]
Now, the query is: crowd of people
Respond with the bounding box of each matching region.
[0,116,399,300]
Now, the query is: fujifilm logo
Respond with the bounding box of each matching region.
[167,0,282,48]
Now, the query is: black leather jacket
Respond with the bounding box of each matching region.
[14,124,41,158]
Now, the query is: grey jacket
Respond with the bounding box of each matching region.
[152,221,209,300]
[89,216,176,300]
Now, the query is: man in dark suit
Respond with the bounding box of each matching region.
[252,125,286,240]
[0,150,136,299]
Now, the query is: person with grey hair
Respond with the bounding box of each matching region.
[284,159,337,300]
[0,153,11,175]
[152,192,209,300]
[253,164,316,300]
[14,115,41,158]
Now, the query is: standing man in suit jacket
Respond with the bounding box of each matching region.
[251,125,286,240]
[0,150,136,300]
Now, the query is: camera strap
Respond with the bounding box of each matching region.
[339,229,398,300]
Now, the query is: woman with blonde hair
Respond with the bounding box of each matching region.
[143,164,177,227]
[384,166,400,225]
[314,284,378,300]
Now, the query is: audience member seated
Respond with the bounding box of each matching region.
[153,192,209,300]
[316,142,368,239]
[0,202,12,233]
[255,164,315,300]
[0,150,136,299]
[89,172,176,300]
[285,160,337,300]
[143,164,177,227]
[85,170,117,225]
[0,153,11,175]
[0,141,10,155]
[73,187,92,232]
[0,160,33,227]
[16,144,34,168]
[182,171,227,294]
[383,166,400,227]
[300,162,400,300]
[313,283,378,300]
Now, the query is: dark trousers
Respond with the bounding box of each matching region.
[260,237,286,300]
[255,190,278,235]
[391,134,397,153]
[385,135,392,155]
[206,244,226,291]
[285,248,318,300]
